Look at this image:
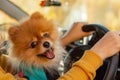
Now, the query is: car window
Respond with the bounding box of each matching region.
[1,0,120,30]
[0,10,17,34]
[0,10,17,24]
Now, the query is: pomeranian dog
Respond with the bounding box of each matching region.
[8,12,65,80]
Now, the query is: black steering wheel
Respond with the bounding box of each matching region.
[64,24,119,80]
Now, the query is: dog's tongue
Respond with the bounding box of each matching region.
[45,49,55,59]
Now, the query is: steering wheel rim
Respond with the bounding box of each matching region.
[64,24,119,80]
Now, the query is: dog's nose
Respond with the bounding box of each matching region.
[43,41,50,48]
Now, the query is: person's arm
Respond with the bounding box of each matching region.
[58,31,120,80]
[58,50,103,80]
[0,66,15,80]
[90,31,120,60]
[0,67,27,80]
[61,22,92,47]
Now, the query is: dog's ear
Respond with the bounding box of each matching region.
[8,26,19,37]
[30,12,44,19]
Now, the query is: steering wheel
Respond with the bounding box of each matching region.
[64,24,119,80]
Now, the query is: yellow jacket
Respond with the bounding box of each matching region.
[0,50,103,80]
[0,67,15,80]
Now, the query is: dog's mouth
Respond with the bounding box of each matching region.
[37,48,55,59]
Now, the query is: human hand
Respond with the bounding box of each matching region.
[91,31,120,60]
[61,22,93,46]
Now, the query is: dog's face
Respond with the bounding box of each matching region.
[8,12,64,68]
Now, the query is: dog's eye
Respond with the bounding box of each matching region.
[43,33,49,37]
[31,41,38,48]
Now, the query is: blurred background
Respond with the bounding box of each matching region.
[0,0,120,30]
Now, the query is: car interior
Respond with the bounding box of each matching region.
[0,0,119,80]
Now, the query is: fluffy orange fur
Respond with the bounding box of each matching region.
[8,12,65,71]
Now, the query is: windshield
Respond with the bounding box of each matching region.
[0,0,120,30]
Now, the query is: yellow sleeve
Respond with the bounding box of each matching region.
[58,50,103,80]
[0,67,15,80]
